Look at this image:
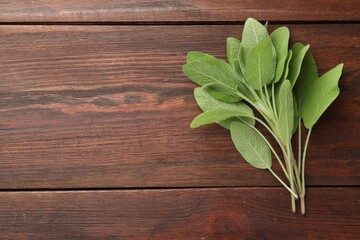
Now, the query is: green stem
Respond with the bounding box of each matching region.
[298,118,302,174]
[268,168,298,199]
[290,147,302,193]
[236,92,275,130]
[259,87,266,103]
[235,92,260,111]
[254,117,287,156]
[271,83,278,119]
[237,85,297,202]
[286,144,297,213]
[301,128,312,194]
[300,128,312,215]
[246,84,262,102]
[264,85,272,111]
[300,195,306,215]
[242,86,275,125]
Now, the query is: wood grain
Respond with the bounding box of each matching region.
[0,188,358,239]
[0,0,359,23]
[0,25,359,189]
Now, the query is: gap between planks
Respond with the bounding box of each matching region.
[0,20,359,26]
[0,186,357,193]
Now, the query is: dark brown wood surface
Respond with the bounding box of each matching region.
[0,188,359,239]
[0,1,359,239]
[0,0,359,22]
[0,25,359,189]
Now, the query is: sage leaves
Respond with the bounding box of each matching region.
[241,18,269,64]
[277,80,294,144]
[288,43,310,86]
[190,109,252,128]
[227,37,241,68]
[193,88,255,129]
[183,18,344,214]
[270,27,290,82]
[245,37,275,89]
[230,121,271,169]
[301,63,343,128]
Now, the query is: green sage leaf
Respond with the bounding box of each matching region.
[185,51,244,85]
[241,18,269,64]
[227,37,241,67]
[191,109,254,128]
[194,88,255,128]
[187,51,215,63]
[270,27,290,83]
[238,44,246,75]
[280,50,293,83]
[203,83,242,103]
[230,121,272,169]
[226,38,246,81]
[288,43,310,86]
[294,50,318,116]
[292,95,299,134]
[276,80,294,143]
[185,51,249,103]
[183,61,234,87]
[301,64,343,129]
[245,37,275,90]
[183,60,241,103]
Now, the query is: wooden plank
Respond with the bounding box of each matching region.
[0,0,359,23]
[0,188,358,239]
[0,25,359,189]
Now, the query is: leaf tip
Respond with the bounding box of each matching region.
[190,123,197,129]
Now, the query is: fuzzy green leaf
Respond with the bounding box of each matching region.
[270,27,290,83]
[292,95,299,134]
[227,37,241,67]
[230,121,272,169]
[185,51,244,85]
[245,37,275,90]
[277,80,294,143]
[301,64,343,129]
[203,83,242,103]
[191,109,254,128]
[187,54,253,103]
[187,51,214,63]
[233,59,244,79]
[288,43,310,86]
[185,51,249,103]
[241,18,269,64]
[194,88,255,128]
[187,51,239,78]
[294,50,319,115]
[238,44,246,75]
[226,38,247,82]
[183,60,241,103]
[280,50,293,83]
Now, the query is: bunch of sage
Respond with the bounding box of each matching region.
[182,18,343,214]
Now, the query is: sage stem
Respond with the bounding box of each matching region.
[268,168,298,199]
[300,128,312,215]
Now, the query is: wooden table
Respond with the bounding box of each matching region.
[0,1,359,239]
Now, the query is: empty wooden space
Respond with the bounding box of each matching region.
[0,188,359,239]
[0,1,359,239]
[0,0,359,22]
